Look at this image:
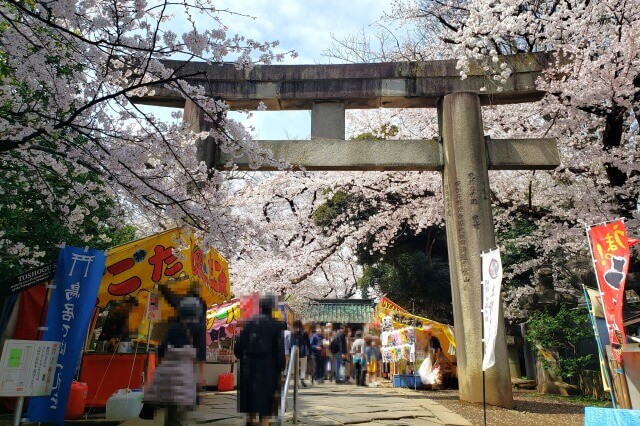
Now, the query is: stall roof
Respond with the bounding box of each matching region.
[303,299,375,324]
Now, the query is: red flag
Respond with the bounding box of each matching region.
[239,292,260,321]
[587,220,632,363]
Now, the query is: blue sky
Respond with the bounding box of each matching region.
[147,1,391,139]
[218,1,391,139]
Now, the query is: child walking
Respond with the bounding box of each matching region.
[365,338,381,386]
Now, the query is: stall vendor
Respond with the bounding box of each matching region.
[426,331,442,364]
[97,297,138,351]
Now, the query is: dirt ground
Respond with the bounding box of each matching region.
[416,388,593,426]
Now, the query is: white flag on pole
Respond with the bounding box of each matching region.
[481,248,503,371]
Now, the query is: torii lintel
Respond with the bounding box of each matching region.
[130,52,553,110]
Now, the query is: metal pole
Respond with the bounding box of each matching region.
[142,319,152,385]
[582,285,616,408]
[481,278,487,426]
[13,396,24,426]
[279,345,298,426]
[293,345,299,424]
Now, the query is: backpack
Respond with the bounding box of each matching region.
[245,319,270,356]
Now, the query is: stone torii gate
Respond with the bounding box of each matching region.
[133,53,559,408]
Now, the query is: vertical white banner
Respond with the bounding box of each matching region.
[481,248,503,371]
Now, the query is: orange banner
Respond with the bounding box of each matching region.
[588,220,633,363]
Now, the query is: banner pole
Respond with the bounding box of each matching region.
[481,253,487,426]
[142,320,152,386]
[12,396,24,426]
[582,284,616,408]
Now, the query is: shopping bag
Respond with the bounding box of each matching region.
[339,364,347,382]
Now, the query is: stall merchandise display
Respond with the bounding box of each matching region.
[206,300,240,337]
[381,344,414,363]
[374,296,457,380]
[379,325,432,388]
[381,327,425,367]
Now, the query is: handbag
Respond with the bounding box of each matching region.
[339,364,347,381]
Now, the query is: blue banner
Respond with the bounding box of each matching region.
[26,246,106,425]
[585,407,640,425]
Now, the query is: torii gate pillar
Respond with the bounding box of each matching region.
[438,92,513,408]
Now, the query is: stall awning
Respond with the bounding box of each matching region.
[303,299,375,324]
[207,300,239,331]
[375,296,457,352]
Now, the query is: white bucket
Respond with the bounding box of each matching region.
[105,389,143,420]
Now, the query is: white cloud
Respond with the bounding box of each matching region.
[159,2,390,138]
[216,0,389,64]
[215,1,391,137]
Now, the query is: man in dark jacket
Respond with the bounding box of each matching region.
[234,295,285,426]
[288,320,311,387]
[331,324,348,383]
[310,325,324,383]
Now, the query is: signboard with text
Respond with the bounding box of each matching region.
[0,339,60,397]
[99,228,230,315]
[0,264,54,296]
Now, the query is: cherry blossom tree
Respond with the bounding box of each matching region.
[232,0,639,320]
[384,0,639,319]
[0,0,292,273]
[4,0,638,315]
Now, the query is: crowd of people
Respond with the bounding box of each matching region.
[291,321,383,388]
[233,301,387,425]
[140,293,387,426]
[232,299,388,425]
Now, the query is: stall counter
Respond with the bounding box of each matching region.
[80,352,156,408]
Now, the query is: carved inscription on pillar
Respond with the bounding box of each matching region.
[452,180,472,283]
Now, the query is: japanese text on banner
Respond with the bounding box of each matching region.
[587,220,636,364]
[481,248,502,371]
[26,246,106,425]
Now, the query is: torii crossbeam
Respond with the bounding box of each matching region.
[133,52,559,409]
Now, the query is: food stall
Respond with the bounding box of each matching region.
[375,297,457,387]
[381,326,429,387]
[205,300,240,387]
[80,228,231,407]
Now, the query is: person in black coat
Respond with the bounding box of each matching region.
[330,324,348,382]
[234,295,285,426]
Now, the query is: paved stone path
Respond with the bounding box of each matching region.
[123,383,471,426]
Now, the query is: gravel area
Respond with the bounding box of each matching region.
[415,388,590,426]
